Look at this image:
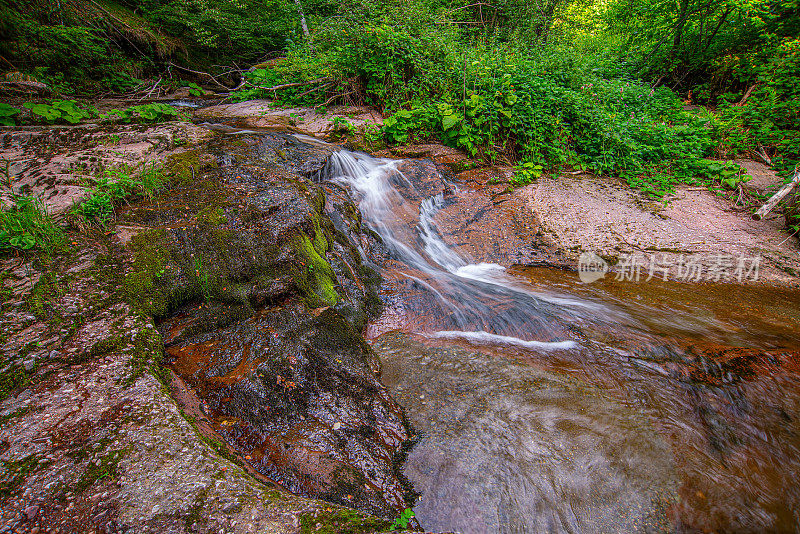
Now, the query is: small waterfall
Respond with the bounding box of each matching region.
[317,148,800,534]
[321,149,595,349]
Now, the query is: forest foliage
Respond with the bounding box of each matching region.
[0,0,798,196]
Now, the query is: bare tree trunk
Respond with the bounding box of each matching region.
[294,0,310,39]
[753,168,800,220]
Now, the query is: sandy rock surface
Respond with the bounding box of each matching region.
[519,172,800,285]
[0,124,214,215]
[195,101,383,140]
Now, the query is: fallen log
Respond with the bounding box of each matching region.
[754,144,773,166]
[166,62,231,90]
[736,83,759,107]
[752,167,800,220]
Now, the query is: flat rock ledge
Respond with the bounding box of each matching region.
[0,122,402,534]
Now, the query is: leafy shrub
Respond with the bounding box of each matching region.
[715,37,800,177]
[0,195,64,253]
[512,162,544,186]
[101,103,180,123]
[22,100,95,124]
[381,54,716,192]
[184,82,204,96]
[71,166,164,227]
[390,508,416,531]
[231,68,285,102]
[0,104,20,126]
[328,116,356,138]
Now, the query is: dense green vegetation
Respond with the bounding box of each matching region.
[70,165,165,227]
[0,195,64,253]
[1,0,798,196]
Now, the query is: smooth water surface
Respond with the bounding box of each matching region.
[322,149,800,533]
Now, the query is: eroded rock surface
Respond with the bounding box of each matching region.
[0,125,411,532]
[519,173,800,284]
[128,132,414,517]
[195,102,384,141]
[0,123,214,215]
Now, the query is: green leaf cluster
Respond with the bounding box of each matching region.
[0,104,20,127]
[22,100,95,124]
[100,103,180,124]
[71,166,164,227]
[0,195,64,254]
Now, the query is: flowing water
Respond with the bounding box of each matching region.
[319,148,800,533]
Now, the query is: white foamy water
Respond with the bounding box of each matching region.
[429,330,578,350]
[319,149,617,345]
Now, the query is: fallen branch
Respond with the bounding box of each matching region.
[754,144,773,166]
[323,90,356,107]
[139,77,162,101]
[292,82,332,100]
[166,62,230,90]
[752,167,800,220]
[736,83,759,107]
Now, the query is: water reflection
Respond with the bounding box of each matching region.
[323,148,800,533]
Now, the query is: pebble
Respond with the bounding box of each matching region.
[24,506,39,520]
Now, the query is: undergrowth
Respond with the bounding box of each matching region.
[71,164,165,227]
[0,195,65,254]
[0,101,181,127]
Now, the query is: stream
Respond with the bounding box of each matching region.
[319,149,800,532]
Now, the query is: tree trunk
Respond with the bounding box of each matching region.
[294,0,311,39]
[753,169,800,221]
[671,0,690,59]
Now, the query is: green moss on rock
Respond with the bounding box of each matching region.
[164,149,218,186]
[292,232,338,307]
[75,446,131,492]
[0,455,48,498]
[122,228,186,317]
[126,324,164,385]
[299,508,392,534]
[26,270,62,319]
[0,365,30,402]
[197,206,227,227]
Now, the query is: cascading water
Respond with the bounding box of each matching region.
[317,146,800,534]
[320,149,623,349]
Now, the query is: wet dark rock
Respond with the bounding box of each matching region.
[140,131,413,518]
[0,124,395,534]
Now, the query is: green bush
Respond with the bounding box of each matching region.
[101,103,180,123]
[0,195,64,254]
[0,104,20,127]
[22,100,95,124]
[715,37,800,177]
[71,166,164,227]
[379,47,719,195]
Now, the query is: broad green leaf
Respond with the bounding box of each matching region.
[442,114,459,130]
[0,103,20,117]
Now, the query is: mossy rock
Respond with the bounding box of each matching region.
[292,232,339,307]
[299,508,392,534]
